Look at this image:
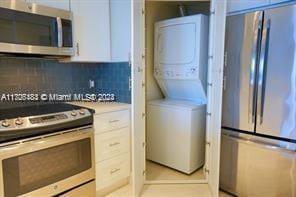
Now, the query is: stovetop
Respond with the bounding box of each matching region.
[0,103,94,143]
[0,103,91,120]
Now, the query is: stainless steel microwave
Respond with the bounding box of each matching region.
[0,0,74,56]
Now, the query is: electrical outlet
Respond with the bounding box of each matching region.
[129,77,132,91]
[89,79,95,88]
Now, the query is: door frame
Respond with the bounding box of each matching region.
[131,0,227,196]
[131,0,146,197]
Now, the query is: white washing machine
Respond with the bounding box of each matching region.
[147,14,208,174]
[147,99,206,174]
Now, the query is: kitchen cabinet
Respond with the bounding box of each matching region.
[70,0,111,62]
[227,0,269,13]
[110,0,131,62]
[25,0,70,10]
[67,102,131,195]
[93,108,131,195]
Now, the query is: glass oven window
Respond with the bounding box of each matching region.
[2,138,91,197]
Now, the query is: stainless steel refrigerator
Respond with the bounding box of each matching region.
[221,4,296,196]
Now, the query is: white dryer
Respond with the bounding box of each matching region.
[147,14,208,174]
[154,14,208,103]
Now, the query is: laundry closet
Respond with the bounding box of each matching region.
[131,0,227,196]
[145,0,210,182]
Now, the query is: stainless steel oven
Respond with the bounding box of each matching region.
[0,0,74,56]
[0,126,95,197]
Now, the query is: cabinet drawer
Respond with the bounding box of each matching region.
[94,110,130,133]
[96,153,130,191]
[95,127,130,162]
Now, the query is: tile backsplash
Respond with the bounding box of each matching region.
[96,62,131,104]
[0,57,131,109]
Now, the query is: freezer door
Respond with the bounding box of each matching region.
[222,11,263,132]
[256,5,296,141]
[220,132,296,196]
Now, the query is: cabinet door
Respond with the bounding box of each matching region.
[227,0,269,13]
[70,0,111,62]
[131,0,145,196]
[110,0,131,62]
[26,0,70,11]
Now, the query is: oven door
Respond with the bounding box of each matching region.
[0,1,73,56]
[0,127,95,197]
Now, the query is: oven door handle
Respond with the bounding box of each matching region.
[57,17,63,48]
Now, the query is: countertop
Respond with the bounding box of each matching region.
[69,102,131,114]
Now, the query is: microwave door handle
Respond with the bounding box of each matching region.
[257,19,270,125]
[57,17,63,48]
[249,13,262,124]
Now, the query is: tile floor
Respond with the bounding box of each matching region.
[106,184,233,197]
[146,160,205,181]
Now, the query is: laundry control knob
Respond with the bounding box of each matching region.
[71,111,77,117]
[15,118,24,126]
[79,109,85,115]
[2,120,10,128]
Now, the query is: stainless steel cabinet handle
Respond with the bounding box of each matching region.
[257,19,270,125]
[249,12,263,124]
[110,168,120,174]
[56,17,63,48]
[109,119,119,123]
[109,142,120,147]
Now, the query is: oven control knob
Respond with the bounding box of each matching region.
[71,111,77,117]
[2,120,10,128]
[15,118,24,126]
[79,109,85,115]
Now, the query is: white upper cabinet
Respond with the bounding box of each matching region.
[26,0,70,11]
[110,0,131,62]
[70,0,111,62]
[227,0,269,13]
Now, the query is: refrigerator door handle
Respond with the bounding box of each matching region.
[223,133,295,153]
[257,19,271,125]
[249,13,263,124]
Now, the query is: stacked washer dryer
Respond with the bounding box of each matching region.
[147,14,209,174]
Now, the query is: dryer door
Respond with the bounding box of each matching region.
[156,23,196,65]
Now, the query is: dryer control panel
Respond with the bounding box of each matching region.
[154,67,199,80]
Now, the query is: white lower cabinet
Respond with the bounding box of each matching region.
[94,109,131,195]
[94,110,130,133]
[96,153,130,191]
[95,127,130,162]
